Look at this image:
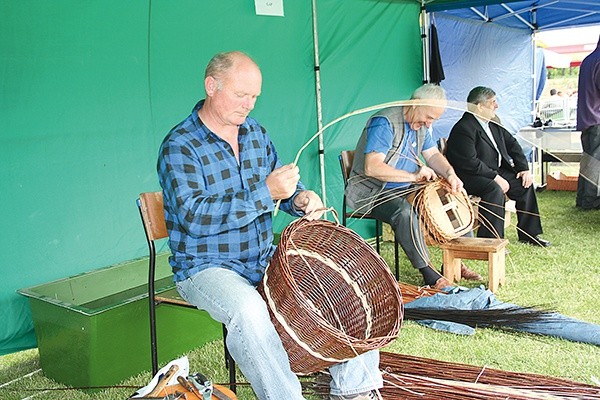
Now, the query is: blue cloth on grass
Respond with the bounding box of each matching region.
[404,286,600,346]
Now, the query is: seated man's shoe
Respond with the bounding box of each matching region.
[432,276,452,290]
[460,263,483,281]
[519,236,551,247]
[330,390,378,400]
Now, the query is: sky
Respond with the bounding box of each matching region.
[536,25,599,67]
[537,25,600,49]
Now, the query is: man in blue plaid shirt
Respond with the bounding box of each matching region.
[157,51,382,400]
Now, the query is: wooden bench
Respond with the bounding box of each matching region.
[440,237,509,293]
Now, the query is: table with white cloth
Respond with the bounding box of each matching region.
[518,127,582,186]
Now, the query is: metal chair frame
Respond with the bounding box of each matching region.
[137,191,236,392]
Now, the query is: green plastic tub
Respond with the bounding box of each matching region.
[17,253,221,388]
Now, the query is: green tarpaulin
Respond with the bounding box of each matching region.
[1,0,422,354]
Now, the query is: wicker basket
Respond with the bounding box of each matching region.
[412,180,474,244]
[546,172,578,191]
[259,217,403,374]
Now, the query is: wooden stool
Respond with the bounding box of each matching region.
[439,237,509,292]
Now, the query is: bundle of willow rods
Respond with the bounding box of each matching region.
[399,282,560,331]
[306,352,600,399]
[378,352,600,399]
[403,305,559,329]
[398,282,445,304]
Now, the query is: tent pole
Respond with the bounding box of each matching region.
[531,31,537,125]
[531,7,538,126]
[421,3,430,83]
[311,0,327,207]
[531,29,541,185]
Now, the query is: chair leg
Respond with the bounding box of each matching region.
[394,238,400,281]
[148,247,159,377]
[149,299,159,377]
[375,220,381,254]
[222,325,236,393]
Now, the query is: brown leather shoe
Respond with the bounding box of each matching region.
[460,263,483,281]
[432,276,452,290]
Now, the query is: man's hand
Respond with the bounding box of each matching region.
[293,190,324,220]
[445,173,464,194]
[266,164,300,200]
[516,170,533,188]
[493,174,510,193]
[414,165,438,183]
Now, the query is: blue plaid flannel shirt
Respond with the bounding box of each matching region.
[157,100,304,285]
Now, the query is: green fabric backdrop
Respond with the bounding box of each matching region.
[0,0,421,354]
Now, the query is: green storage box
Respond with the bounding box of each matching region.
[17,253,222,388]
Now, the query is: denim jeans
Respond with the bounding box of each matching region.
[176,267,382,400]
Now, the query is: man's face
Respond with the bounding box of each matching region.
[478,96,498,121]
[407,104,445,130]
[205,60,262,127]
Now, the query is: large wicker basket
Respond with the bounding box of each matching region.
[259,217,403,374]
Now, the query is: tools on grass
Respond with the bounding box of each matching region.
[145,364,180,397]
[132,370,237,400]
[129,355,236,400]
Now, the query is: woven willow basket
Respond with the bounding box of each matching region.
[259,216,403,375]
[412,180,475,244]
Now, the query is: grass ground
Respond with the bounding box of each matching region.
[1,190,599,399]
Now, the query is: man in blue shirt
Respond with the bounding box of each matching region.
[346,84,481,289]
[158,51,382,400]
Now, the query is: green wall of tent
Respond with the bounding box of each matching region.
[0,0,424,354]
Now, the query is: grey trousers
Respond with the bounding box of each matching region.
[369,188,430,270]
[577,125,600,210]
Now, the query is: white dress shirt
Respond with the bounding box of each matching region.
[475,115,501,167]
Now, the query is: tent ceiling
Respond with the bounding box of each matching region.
[423,1,600,31]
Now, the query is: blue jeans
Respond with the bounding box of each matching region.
[176,267,382,400]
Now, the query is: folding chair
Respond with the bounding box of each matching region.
[339,150,400,280]
[137,191,236,392]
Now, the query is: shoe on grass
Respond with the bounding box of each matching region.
[460,263,483,281]
[330,390,378,400]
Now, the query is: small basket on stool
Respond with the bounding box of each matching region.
[259,215,403,374]
[412,180,475,244]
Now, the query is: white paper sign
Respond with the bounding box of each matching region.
[255,0,284,17]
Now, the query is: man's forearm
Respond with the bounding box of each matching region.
[427,152,456,178]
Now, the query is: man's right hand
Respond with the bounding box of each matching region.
[414,165,438,182]
[493,174,510,193]
[267,164,300,200]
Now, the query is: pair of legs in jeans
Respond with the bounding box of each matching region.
[176,267,383,400]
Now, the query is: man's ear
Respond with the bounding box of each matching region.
[466,102,478,114]
[474,102,486,117]
[205,76,217,96]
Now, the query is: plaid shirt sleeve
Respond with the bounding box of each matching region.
[156,103,306,284]
[158,120,303,238]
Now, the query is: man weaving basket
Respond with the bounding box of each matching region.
[157,51,382,400]
[346,84,482,289]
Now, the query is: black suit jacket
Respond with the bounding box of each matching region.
[446,112,528,186]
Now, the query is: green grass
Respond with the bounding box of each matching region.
[1,190,599,399]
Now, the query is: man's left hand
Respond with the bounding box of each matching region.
[516,170,533,188]
[445,173,464,194]
[293,190,324,220]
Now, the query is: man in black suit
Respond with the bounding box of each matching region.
[446,86,550,247]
